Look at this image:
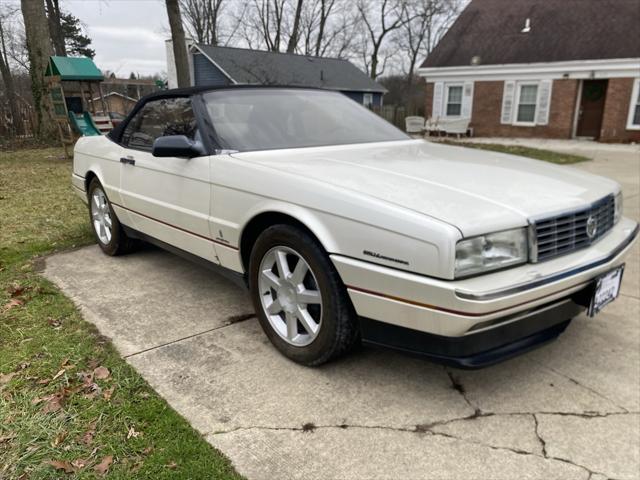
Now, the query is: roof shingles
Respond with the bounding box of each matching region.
[422,0,640,68]
[195,44,387,93]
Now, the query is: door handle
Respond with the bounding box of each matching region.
[120,157,135,165]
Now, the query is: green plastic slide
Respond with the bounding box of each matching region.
[68,111,101,136]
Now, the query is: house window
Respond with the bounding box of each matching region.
[445,85,463,117]
[627,78,640,130]
[515,83,539,124]
[363,93,373,108]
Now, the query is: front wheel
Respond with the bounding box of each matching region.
[248,224,359,366]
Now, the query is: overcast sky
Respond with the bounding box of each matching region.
[36,0,170,77]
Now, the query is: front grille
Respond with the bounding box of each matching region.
[532,195,615,262]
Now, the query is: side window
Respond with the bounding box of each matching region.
[121,97,198,151]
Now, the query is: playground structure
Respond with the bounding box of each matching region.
[45,56,113,157]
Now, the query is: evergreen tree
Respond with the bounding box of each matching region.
[60,12,95,58]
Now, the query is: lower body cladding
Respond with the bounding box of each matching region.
[333,218,638,369]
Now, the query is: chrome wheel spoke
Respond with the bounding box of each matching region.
[104,215,112,227]
[290,259,308,286]
[285,312,298,340]
[261,270,282,291]
[275,250,291,278]
[296,306,319,335]
[297,289,320,304]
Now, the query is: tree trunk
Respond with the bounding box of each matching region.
[45,0,66,56]
[369,44,379,79]
[0,19,23,135]
[21,0,54,138]
[166,0,190,88]
[286,0,304,53]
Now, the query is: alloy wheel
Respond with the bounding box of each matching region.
[258,246,323,347]
[91,187,112,245]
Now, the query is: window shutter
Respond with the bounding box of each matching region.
[536,80,553,125]
[461,81,474,118]
[432,82,444,118]
[501,81,516,124]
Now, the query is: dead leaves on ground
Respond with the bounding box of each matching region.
[94,455,113,475]
[0,372,16,385]
[93,366,110,380]
[46,454,113,476]
[51,431,68,448]
[3,281,30,311]
[6,281,28,297]
[30,363,112,415]
[3,298,23,311]
[103,386,115,401]
[126,426,142,440]
[32,388,66,413]
[47,459,75,474]
[80,421,97,446]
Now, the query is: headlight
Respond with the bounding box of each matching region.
[455,228,528,278]
[614,191,623,224]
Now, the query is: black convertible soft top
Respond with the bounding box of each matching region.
[107,84,326,144]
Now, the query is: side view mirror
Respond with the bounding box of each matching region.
[152,135,205,158]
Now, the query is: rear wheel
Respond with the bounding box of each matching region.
[249,224,359,365]
[88,178,137,256]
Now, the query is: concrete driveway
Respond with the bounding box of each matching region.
[44,143,640,480]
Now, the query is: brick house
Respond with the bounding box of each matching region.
[418,0,640,142]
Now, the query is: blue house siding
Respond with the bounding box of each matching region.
[341,91,383,107]
[193,53,231,87]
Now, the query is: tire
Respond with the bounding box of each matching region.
[87,178,137,256]
[248,224,360,366]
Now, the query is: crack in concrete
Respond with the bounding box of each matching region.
[539,363,631,413]
[445,368,482,416]
[533,413,548,457]
[124,312,256,358]
[210,416,628,479]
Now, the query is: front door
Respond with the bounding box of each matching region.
[576,80,608,138]
[118,96,219,264]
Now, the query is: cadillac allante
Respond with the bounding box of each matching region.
[72,86,638,368]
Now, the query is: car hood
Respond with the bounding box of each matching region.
[231,140,619,236]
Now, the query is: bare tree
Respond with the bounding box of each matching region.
[356,0,412,79]
[45,0,65,56]
[166,0,190,87]
[298,0,354,57]
[180,0,226,45]
[255,0,287,52]
[20,0,53,137]
[286,0,304,52]
[0,7,22,135]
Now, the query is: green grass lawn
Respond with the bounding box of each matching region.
[441,141,591,164]
[0,148,242,479]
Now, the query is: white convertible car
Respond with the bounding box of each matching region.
[72,86,638,368]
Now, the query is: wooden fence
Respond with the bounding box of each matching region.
[371,104,406,129]
[0,99,36,140]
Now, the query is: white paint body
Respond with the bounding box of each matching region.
[72,137,637,337]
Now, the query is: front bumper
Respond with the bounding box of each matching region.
[331,217,638,366]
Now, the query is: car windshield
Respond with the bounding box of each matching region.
[202,88,409,152]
